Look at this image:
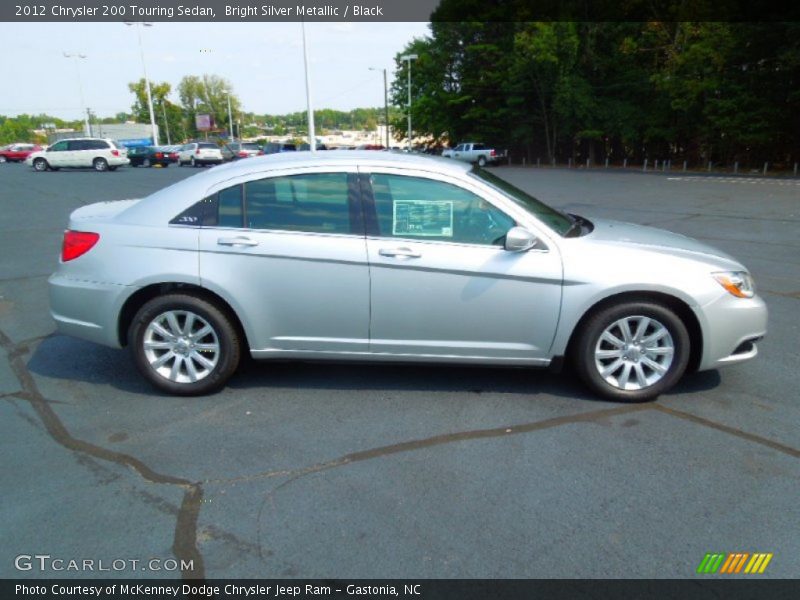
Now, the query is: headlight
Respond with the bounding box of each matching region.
[712,271,755,298]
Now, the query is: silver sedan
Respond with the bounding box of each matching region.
[49,152,767,400]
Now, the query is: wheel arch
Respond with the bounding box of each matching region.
[564,291,703,373]
[117,282,250,354]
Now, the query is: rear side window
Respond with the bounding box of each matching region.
[171,173,361,235]
[244,173,351,233]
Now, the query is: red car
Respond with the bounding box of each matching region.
[0,143,43,163]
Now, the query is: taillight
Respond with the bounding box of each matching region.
[155,152,163,159]
[196,149,201,155]
[62,230,99,262]
[111,149,120,156]
[490,149,496,156]
[238,151,247,157]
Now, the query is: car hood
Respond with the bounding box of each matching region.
[582,217,741,267]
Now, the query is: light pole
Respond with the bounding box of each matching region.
[301,21,316,152]
[125,22,159,146]
[400,54,418,152]
[369,67,390,149]
[63,52,90,136]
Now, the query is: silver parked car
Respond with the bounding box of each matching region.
[49,152,767,400]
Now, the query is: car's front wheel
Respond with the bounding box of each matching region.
[573,302,690,402]
[130,294,241,395]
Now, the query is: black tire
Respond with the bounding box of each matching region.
[572,301,690,402]
[32,158,49,172]
[129,294,241,396]
[191,156,198,168]
[93,157,109,172]
[144,158,151,167]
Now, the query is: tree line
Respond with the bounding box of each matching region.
[391,10,800,168]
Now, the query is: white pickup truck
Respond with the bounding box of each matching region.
[441,142,503,166]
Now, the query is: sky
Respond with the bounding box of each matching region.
[0,21,431,120]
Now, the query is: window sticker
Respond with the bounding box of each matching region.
[392,200,454,237]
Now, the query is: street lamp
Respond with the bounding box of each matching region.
[369,67,390,149]
[62,52,90,136]
[301,21,316,152]
[400,54,418,152]
[125,22,159,146]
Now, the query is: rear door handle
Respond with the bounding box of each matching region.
[378,247,421,259]
[217,236,259,247]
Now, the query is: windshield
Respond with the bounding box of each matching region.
[469,167,574,236]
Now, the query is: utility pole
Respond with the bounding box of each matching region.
[161,102,171,145]
[369,67,391,148]
[400,54,418,151]
[227,94,235,144]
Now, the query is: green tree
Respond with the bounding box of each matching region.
[178,74,242,139]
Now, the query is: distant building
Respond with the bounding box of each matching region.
[46,123,157,147]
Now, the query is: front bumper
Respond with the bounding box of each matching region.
[697,292,768,371]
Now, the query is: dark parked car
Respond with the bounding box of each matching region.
[262,142,297,154]
[128,146,174,168]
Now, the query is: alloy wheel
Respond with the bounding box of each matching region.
[142,310,220,383]
[593,315,674,391]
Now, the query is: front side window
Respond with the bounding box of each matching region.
[369,174,515,246]
[469,167,573,236]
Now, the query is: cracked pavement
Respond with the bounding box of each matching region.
[1,164,798,579]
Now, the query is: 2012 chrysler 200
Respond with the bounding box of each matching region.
[49,152,767,401]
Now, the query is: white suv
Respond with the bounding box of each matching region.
[177,142,223,167]
[27,138,129,172]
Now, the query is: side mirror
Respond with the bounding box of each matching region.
[504,226,538,252]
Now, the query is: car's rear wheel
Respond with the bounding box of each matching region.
[130,294,241,396]
[0,156,7,163]
[32,158,49,172]
[477,156,487,167]
[144,158,151,167]
[93,157,109,172]
[190,156,197,167]
[573,302,690,402]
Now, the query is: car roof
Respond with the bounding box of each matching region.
[118,151,473,226]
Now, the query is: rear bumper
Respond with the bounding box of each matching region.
[49,273,129,348]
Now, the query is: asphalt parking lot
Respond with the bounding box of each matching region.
[0,160,798,579]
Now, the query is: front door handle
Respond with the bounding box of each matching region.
[378,247,421,259]
[217,236,259,247]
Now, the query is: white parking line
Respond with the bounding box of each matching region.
[666,176,800,186]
